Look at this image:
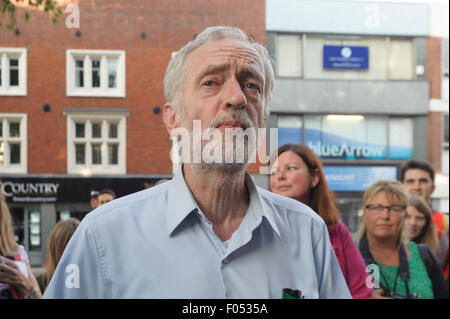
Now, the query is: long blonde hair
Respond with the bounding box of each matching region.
[42,218,80,290]
[0,184,18,256]
[406,195,439,254]
[356,180,409,246]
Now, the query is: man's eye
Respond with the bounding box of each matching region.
[244,82,259,90]
[204,80,215,87]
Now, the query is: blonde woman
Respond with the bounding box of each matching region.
[0,186,42,299]
[357,180,448,299]
[404,195,439,255]
[38,218,80,293]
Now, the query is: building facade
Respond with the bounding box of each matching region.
[0,0,266,266]
[265,0,444,233]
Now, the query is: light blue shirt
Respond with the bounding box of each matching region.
[43,166,351,299]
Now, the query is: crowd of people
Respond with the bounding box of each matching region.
[0,25,448,299]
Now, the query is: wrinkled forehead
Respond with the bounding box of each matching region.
[186,38,265,76]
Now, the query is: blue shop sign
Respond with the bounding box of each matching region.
[323,45,369,70]
[323,166,397,191]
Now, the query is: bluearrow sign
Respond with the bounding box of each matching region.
[308,141,385,159]
[1,181,59,202]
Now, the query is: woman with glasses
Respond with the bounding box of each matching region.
[356,180,448,299]
[270,144,372,299]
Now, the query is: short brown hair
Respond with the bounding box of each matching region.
[97,188,116,199]
[400,159,435,184]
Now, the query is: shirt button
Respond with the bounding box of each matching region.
[222,258,229,264]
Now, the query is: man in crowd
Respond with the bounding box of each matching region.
[96,189,116,207]
[400,159,449,279]
[43,26,350,298]
[89,190,99,210]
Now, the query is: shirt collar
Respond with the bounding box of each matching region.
[166,165,199,236]
[244,172,281,239]
[166,165,281,239]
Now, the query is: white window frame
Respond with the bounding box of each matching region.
[66,49,125,97]
[0,48,27,96]
[0,113,27,173]
[65,112,127,175]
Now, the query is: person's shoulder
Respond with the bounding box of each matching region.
[257,186,325,225]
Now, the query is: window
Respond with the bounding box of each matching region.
[277,114,413,160]
[276,35,302,77]
[389,118,414,159]
[0,48,27,96]
[29,211,41,251]
[66,49,125,97]
[277,33,415,80]
[0,114,27,173]
[65,111,127,174]
[278,116,303,146]
[388,39,414,80]
[443,113,449,175]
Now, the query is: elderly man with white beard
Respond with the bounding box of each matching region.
[43,26,350,299]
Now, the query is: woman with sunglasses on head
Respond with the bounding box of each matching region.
[356,180,448,299]
[270,144,372,299]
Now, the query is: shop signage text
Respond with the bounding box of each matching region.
[1,181,59,202]
[308,141,385,159]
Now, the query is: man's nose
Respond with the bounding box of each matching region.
[224,79,247,110]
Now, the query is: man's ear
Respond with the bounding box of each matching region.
[162,102,179,137]
[430,184,436,196]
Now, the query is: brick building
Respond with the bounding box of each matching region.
[0,0,266,266]
[426,0,449,211]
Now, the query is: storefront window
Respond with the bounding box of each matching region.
[305,115,387,160]
[277,115,303,147]
[28,210,41,250]
[277,114,412,160]
[10,207,24,246]
[389,118,414,159]
[57,210,89,222]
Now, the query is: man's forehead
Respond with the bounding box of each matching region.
[187,38,264,72]
[405,168,432,180]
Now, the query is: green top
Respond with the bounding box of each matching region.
[375,241,433,299]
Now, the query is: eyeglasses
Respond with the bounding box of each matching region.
[365,204,406,215]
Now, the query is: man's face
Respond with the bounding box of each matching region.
[97,193,114,206]
[402,168,435,203]
[174,39,266,170]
